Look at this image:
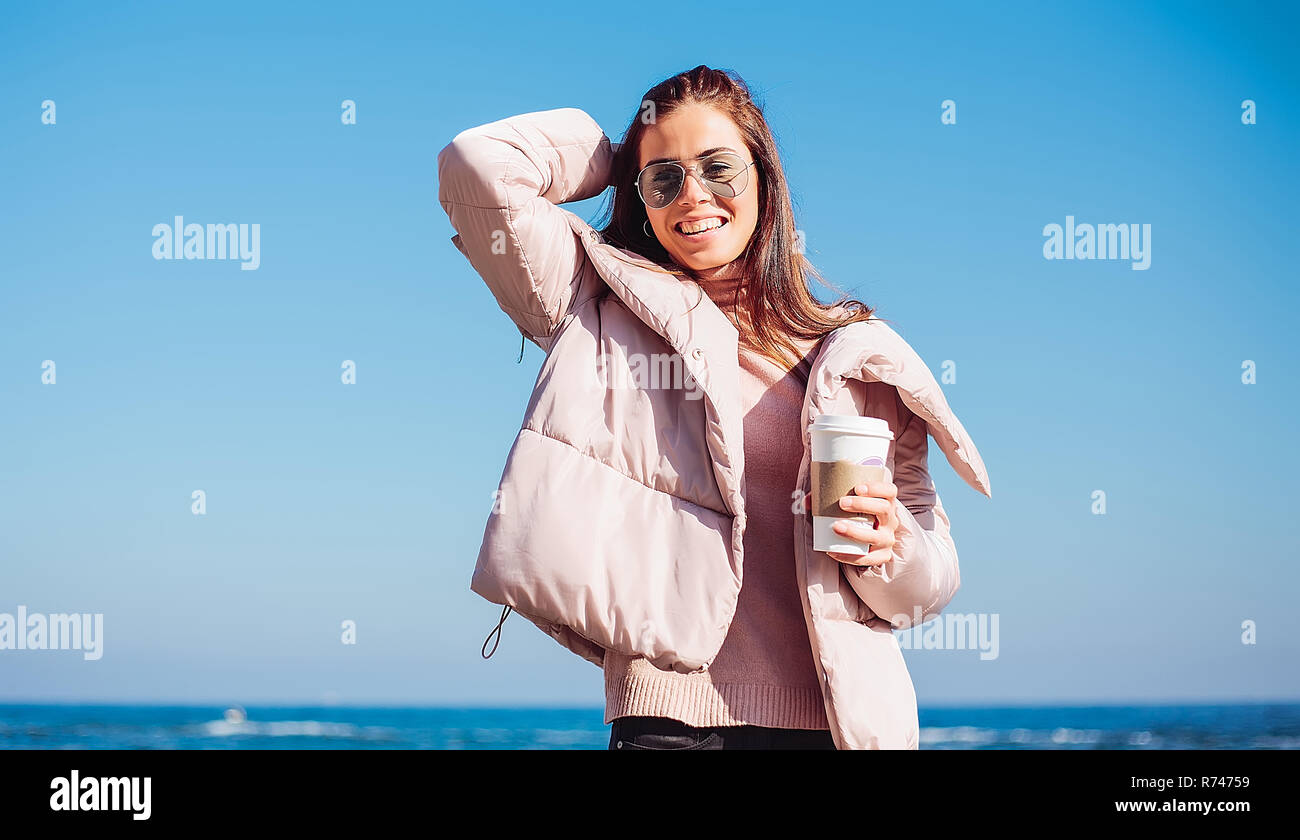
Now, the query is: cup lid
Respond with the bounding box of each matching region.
[810,414,894,439]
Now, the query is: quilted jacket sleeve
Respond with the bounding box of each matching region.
[436,107,616,349]
[844,391,962,630]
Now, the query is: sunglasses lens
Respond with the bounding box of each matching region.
[700,153,748,197]
[637,164,683,210]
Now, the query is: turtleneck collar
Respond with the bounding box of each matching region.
[695,275,756,344]
[698,275,745,312]
[691,275,822,371]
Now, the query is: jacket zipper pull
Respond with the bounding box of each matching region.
[481,604,512,659]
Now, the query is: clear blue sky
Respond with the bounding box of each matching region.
[1,0,1296,707]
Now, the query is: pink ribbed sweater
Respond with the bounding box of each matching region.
[603,276,830,730]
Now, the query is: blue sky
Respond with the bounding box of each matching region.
[1,0,1296,707]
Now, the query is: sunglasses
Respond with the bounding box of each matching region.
[634,151,759,210]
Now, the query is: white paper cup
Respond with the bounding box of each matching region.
[810,414,893,555]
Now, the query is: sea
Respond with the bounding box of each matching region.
[1,702,1298,749]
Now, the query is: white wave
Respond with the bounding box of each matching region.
[198,718,396,740]
[1050,727,1103,745]
[918,726,998,745]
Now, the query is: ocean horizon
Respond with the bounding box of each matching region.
[1,701,1296,750]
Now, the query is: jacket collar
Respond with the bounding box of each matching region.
[563,213,739,383]
[563,211,990,502]
[810,319,991,498]
[565,212,748,513]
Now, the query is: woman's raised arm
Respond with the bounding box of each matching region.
[437,107,616,348]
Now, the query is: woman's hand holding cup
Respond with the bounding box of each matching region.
[803,479,899,567]
[807,414,898,565]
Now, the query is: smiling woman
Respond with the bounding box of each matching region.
[437,63,990,750]
[595,65,879,376]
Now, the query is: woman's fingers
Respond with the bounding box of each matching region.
[830,512,895,567]
[809,479,898,567]
[838,495,890,516]
[832,517,881,542]
[827,548,892,567]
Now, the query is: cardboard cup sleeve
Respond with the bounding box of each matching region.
[811,461,890,527]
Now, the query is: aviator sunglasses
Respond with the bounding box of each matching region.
[634,150,760,210]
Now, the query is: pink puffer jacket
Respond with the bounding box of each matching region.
[437,107,991,749]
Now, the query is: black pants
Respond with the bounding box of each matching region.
[609,715,837,750]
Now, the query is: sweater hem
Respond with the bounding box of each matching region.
[604,661,830,730]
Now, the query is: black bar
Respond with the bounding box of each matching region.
[0,748,1280,826]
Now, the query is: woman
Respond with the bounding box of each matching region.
[437,65,991,750]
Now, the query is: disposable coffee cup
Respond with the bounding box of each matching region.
[810,414,894,555]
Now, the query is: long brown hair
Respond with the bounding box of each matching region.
[594,65,884,374]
